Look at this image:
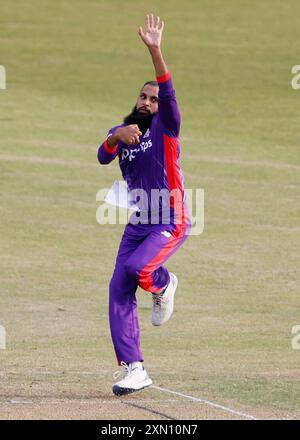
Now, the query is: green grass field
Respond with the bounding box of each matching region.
[0,0,299,419]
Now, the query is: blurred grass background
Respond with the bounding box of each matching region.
[0,0,299,418]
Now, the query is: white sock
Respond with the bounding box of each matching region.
[130,361,143,371]
[161,275,173,296]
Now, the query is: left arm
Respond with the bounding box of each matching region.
[138,14,180,137]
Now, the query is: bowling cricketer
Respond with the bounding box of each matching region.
[98,14,191,395]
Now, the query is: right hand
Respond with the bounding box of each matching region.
[115,125,142,145]
[138,14,164,49]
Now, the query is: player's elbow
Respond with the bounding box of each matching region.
[97,146,109,165]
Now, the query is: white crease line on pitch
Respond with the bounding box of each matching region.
[3,398,178,405]
[151,385,258,420]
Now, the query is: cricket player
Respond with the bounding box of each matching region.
[98,14,191,395]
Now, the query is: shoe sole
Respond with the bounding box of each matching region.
[112,379,153,396]
[152,274,178,326]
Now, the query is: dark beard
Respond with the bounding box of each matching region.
[123,106,156,135]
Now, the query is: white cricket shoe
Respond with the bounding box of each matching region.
[112,361,152,396]
[152,273,178,326]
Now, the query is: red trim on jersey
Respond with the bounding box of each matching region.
[156,71,171,83]
[163,134,183,209]
[103,140,118,154]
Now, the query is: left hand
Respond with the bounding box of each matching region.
[138,14,164,49]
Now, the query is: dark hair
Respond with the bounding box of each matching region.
[142,80,158,88]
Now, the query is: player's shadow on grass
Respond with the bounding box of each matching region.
[121,400,177,420]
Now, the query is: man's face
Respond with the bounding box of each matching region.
[123,84,159,135]
[136,84,159,115]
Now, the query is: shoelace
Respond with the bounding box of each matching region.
[113,361,130,381]
[152,292,163,306]
[113,362,144,381]
[152,279,171,306]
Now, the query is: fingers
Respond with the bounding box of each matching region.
[131,126,142,144]
[138,26,144,38]
[150,13,154,29]
[125,135,139,145]
[146,13,155,29]
[131,124,142,136]
[131,134,140,144]
[119,125,143,144]
[155,16,164,32]
[144,13,163,30]
[124,125,142,144]
[129,134,140,144]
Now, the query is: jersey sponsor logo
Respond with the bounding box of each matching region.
[140,139,152,152]
[121,139,152,162]
[143,128,150,138]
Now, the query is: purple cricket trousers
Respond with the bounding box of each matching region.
[109,205,191,364]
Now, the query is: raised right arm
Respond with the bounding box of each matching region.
[138,14,180,137]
